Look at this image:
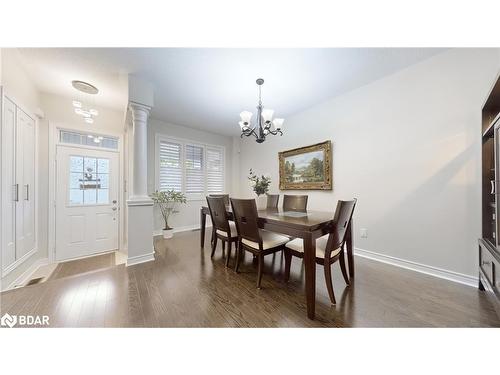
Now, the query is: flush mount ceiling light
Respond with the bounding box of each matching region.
[71,80,99,124]
[239,78,284,143]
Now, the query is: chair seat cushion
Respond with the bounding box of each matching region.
[242,230,290,250]
[285,235,341,258]
[216,222,237,238]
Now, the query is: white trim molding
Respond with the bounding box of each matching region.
[354,247,478,287]
[3,257,49,291]
[1,248,38,277]
[126,252,155,267]
[153,224,211,237]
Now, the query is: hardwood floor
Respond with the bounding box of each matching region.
[1,230,499,327]
[47,252,119,282]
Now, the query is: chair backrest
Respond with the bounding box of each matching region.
[206,196,230,234]
[266,194,279,209]
[209,194,230,206]
[230,198,262,244]
[325,199,357,255]
[283,194,308,211]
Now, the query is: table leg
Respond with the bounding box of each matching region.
[200,208,206,248]
[303,233,316,320]
[346,222,354,279]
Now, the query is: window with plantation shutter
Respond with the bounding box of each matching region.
[156,136,225,200]
[206,147,224,194]
[158,140,182,192]
[185,144,204,197]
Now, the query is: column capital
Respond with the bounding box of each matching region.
[129,102,151,121]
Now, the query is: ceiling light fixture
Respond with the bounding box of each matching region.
[239,78,284,143]
[71,80,99,124]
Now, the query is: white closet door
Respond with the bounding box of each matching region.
[16,108,36,259]
[1,98,17,270]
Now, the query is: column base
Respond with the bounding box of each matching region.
[126,200,154,266]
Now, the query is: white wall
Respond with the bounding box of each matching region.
[147,119,234,231]
[1,48,42,289]
[238,48,500,278]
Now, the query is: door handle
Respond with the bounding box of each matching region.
[13,184,19,202]
[25,184,29,201]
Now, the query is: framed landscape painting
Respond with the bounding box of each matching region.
[279,140,332,190]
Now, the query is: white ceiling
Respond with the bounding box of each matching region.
[17,48,446,136]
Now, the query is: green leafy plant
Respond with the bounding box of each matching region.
[248,169,271,196]
[150,190,187,230]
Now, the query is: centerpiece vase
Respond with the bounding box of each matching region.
[255,194,267,210]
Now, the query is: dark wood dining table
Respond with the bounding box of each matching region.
[200,206,354,320]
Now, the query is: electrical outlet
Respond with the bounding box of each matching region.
[360,228,368,238]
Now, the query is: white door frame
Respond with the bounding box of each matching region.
[48,121,125,263]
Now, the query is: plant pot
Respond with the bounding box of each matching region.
[255,195,267,210]
[163,228,174,239]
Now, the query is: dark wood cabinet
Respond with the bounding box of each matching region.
[480,73,500,319]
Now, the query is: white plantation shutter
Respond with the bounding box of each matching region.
[206,147,224,194]
[159,140,182,192]
[185,144,204,196]
[156,137,225,199]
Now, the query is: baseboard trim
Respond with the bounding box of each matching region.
[3,257,50,292]
[2,247,38,277]
[153,224,212,237]
[354,247,478,287]
[126,252,155,267]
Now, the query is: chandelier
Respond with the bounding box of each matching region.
[239,78,284,143]
[71,80,99,124]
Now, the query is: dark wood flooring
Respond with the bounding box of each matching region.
[1,230,498,327]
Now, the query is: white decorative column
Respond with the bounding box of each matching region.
[126,102,154,266]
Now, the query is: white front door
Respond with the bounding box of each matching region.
[56,145,119,261]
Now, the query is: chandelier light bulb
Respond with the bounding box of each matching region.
[84,117,94,124]
[273,118,284,130]
[89,109,99,116]
[72,100,82,108]
[239,111,253,125]
[261,109,274,123]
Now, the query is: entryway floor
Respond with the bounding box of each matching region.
[47,252,125,282]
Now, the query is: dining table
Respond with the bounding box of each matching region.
[200,205,354,320]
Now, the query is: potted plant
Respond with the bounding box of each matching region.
[151,190,187,239]
[248,169,271,209]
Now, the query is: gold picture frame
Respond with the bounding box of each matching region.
[279,140,332,190]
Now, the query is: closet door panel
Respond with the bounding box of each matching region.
[1,98,17,270]
[16,108,36,258]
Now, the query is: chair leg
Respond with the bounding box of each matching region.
[256,254,264,289]
[284,248,292,282]
[222,241,226,258]
[324,262,336,305]
[339,249,350,285]
[225,241,232,268]
[234,241,241,273]
[210,235,218,258]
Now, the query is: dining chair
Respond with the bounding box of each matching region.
[206,196,238,267]
[209,194,230,206]
[209,194,230,246]
[283,194,308,211]
[284,199,357,304]
[266,194,279,209]
[230,198,290,288]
